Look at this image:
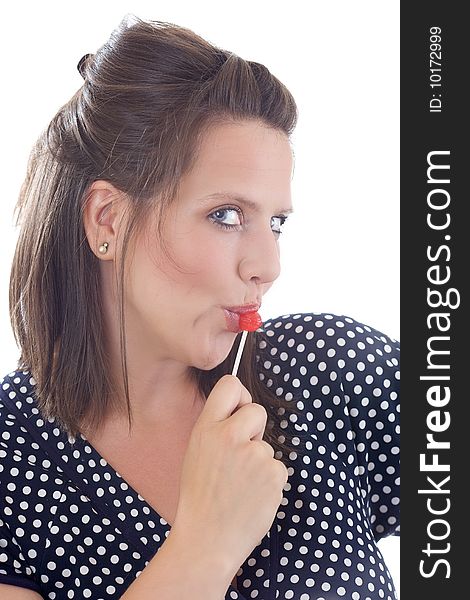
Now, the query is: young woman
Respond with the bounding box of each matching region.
[0,16,399,600]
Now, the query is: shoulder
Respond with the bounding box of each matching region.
[1,369,46,441]
[1,369,37,441]
[256,313,400,538]
[256,311,400,425]
[1,369,40,409]
[256,311,399,391]
[1,371,68,591]
[255,311,400,441]
[0,369,68,483]
[260,311,399,351]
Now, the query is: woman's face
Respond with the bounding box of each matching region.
[124,120,294,371]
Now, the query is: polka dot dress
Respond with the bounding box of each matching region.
[0,313,400,599]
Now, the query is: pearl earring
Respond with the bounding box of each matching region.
[98,242,109,255]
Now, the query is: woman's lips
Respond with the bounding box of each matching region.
[223,303,261,333]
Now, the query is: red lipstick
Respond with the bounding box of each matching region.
[225,303,260,314]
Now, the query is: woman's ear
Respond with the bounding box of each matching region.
[83,180,128,261]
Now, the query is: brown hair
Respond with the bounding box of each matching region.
[9,15,306,462]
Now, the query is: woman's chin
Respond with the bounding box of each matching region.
[194,331,237,371]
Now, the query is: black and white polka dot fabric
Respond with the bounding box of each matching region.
[0,313,400,599]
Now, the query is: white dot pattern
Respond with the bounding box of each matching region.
[0,313,399,598]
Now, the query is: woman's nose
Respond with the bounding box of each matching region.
[238,228,281,285]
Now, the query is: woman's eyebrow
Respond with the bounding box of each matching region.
[197,191,294,214]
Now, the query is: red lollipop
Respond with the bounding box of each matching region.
[231,311,263,377]
[239,311,262,332]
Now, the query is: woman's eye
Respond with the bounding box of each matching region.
[271,215,288,235]
[209,207,288,235]
[209,207,242,228]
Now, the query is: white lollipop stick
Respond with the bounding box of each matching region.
[231,330,248,377]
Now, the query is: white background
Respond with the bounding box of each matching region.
[0,0,400,595]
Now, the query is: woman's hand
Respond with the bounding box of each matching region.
[170,375,288,580]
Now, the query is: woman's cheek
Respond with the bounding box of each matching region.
[185,235,235,275]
